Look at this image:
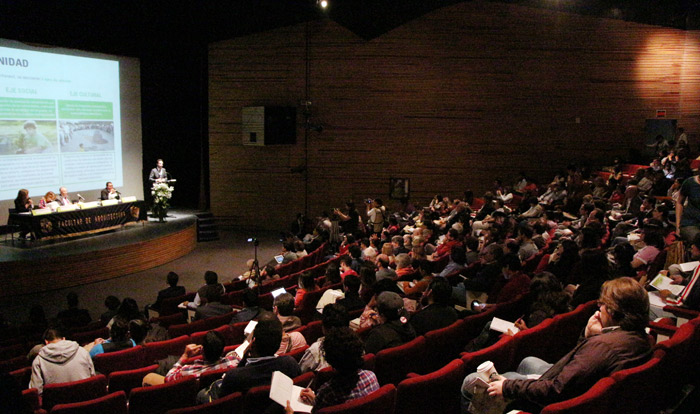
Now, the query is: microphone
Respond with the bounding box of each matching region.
[77,194,85,202]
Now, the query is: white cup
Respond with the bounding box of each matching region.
[476,360,499,382]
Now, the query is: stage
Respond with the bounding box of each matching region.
[0,210,197,298]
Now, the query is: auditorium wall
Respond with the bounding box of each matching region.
[208,1,700,231]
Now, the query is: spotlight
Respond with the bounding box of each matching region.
[318,0,328,9]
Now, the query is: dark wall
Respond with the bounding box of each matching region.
[141,45,209,210]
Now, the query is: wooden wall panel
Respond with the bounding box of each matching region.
[209,1,700,231]
[0,225,196,297]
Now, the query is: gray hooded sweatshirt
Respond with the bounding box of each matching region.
[29,339,95,394]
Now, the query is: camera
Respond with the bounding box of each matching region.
[247,237,259,246]
[365,198,373,204]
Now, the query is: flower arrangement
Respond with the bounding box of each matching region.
[151,182,174,221]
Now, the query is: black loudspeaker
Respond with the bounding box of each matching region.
[242,106,296,146]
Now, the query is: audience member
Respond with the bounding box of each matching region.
[145,272,186,318]
[56,291,92,329]
[289,327,379,413]
[410,277,458,336]
[100,295,120,326]
[184,270,225,311]
[364,291,416,355]
[299,303,350,373]
[230,289,261,324]
[193,287,232,321]
[30,328,95,394]
[199,311,301,403]
[143,330,240,385]
[85,317,135,358]
[274,292,302,332]
[336,274,365,312]
[461,277,651,412]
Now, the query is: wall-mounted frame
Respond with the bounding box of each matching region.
[390,178,409,200]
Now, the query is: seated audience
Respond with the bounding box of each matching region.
[193,287,232,321]
[85,317,135,358]
[184,270,225,311]
[56,291,92,329]
[299,303,350,373]
[295,272,319,307]
[375,254,397,281]
[364,291,416,355]
[30,328,95,394]
[230,289,261,324]
[143,330,240,385]
[321,264,342,288]
[274,292,302,332]
[145,271,186,318]
[199,311,301,403]
[409,277,458,336]
[107,297,146,328]
[336,274,365,312]
[289,327,379,413]
[100,295,120,326]
[461,277,651,412]
[339,255,359,280]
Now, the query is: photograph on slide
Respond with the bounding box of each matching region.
[59,120,115,152]
[0,119,58,155]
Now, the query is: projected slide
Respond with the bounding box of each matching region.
[0,46,122,201]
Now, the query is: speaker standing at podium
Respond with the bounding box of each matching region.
[149,159,167,184]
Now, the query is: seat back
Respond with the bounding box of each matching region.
[396,359,465,414]
[42,374,108,411]
[50,390,127,414]
[151,312,187,329]
[281,344,309,362]
[240,372,313,414]
[168,319,209,339]
[93,345,146,375]
[539,377,616,414]
[160,293,195,317]
[294,287,329,324]
[302,320,324,344]
[201,311,238,331]
[197,367,229,391]
[164,391,243,414]
[374,336,427,385]
[9,366,32,388]
[128,376,199,414]
[107,364,158,395]
[144,336,191,364]
[424,319,469,373]
[510,318,557,363]
[21,388,40,412]
[460,336,515,374]
[315,384,397,414]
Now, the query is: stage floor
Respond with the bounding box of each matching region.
[0,210,198,298]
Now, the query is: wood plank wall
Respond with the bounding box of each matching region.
[0,225,197,297]
[208,1,700,231]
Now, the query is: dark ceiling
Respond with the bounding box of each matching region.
[1,1,699,57]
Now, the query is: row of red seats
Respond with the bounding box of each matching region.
[21,370,316,414]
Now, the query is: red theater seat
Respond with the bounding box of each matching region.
[50,390,127,414]
[42,374,108,411]
[165,391,243,414]
[107,364,158,395]
[128,376,199,414]
[315,384,397,414]
[396,359,465,414]
[93,345,146,375]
